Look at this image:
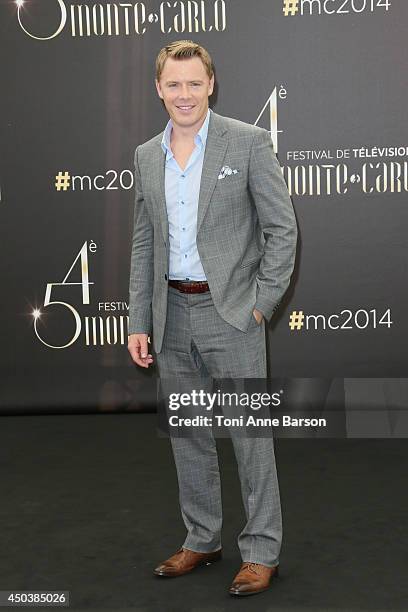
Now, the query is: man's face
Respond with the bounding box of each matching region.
[155,56,214,130]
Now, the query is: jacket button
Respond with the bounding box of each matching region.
[164,274,168,280]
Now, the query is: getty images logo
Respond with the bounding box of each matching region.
[15,0,227,40]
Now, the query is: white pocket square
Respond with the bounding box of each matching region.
[218,165,240,180]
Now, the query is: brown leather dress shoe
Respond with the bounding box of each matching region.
[154,547,222,577]
[229,562,279,596]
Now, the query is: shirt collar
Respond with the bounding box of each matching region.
[161,107,211,158]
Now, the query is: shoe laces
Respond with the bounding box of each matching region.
[241,562,262,575]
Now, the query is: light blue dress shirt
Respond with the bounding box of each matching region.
[161,107,211,281]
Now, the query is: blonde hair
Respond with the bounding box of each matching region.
[156,40,214,82]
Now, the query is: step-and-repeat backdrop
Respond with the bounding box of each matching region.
[1,0,407,420]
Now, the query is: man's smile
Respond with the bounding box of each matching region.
[176,105,195,112]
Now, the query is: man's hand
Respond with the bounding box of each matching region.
[128,333,154,368]
[252,308,264,325]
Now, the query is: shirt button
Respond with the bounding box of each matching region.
[180,201,184,205]
[184,254,187,258]
[182,227,186,231]
[181,174,185,178]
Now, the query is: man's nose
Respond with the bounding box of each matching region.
[179,84,190,98]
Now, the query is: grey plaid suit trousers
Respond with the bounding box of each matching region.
[156,284,282,567]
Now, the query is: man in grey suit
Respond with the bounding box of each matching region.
[128,40,297,597]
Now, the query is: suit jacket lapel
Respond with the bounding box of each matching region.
[196,111,228,234]
[156,145,168,245]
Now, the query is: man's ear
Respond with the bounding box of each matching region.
[155,79,163,99]
[209,74,215,96]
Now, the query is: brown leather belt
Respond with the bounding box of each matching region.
[168,280,210,294]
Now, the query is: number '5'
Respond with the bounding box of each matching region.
[33,242,93,349]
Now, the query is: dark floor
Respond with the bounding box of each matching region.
[0,413,407,611]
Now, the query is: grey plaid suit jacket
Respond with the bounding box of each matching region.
[128,109,297,354]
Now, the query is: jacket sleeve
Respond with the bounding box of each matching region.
[128,146,154,335]
[248,129,298,321]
